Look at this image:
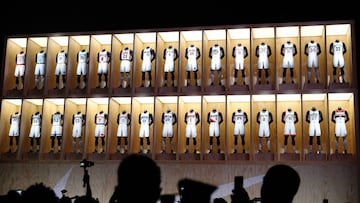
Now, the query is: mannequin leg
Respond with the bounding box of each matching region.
[217,70,222,85]
[282,68,287,83]
[149,72,152,87]
[51,136,55,152]
[241,135,246,153]
[141,72,146,87]
[97,74,102,88]
[233,135,238,153]
[209,137,213,153]
[171,72,175,86]
[139,137,144,153]
[95,137,99,152]
[62,74,66,88]
[234,69,238,85]
[265,69,270,84]
[101,137,105,153]
[30,137,34,152]
[284,136,289,153]
[186,71,191,86]
[241,69,246,85]
[164,72,168,87]
[332,67,337,83]
[185,138,189,153]
[193,138,197,153]
[146,137,151,153]
[210,70,215,85]
[314,67,320,83]
[216,136,221,153]
[103,74,108,88]
[258,70,262,84]
[340,67,346,83]
[307,68,311,83]
[194,72,198,86]
[126,72,131,88]
[57,136,62,152]
[77,75,81,88]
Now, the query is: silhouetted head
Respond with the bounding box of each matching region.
[261,164,300,203]
[21,182,59,203]
[110,154,161,203]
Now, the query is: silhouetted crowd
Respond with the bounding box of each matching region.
[0,153,301,203]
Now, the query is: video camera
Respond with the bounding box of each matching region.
[80,159,94,168]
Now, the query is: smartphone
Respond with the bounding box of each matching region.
[234,176,244,190]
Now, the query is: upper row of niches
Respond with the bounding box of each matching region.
[2,23,354,98]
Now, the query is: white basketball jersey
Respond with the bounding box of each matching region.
[78,50,88,63]
[210,45,221,60]
[142,47,152,63]
[259,111,270,124]
[307,42,319,56]
[118,113,129,125]
[334,109,347,124]
[163,112,174,125]
[165,47,176,61]
[73,114,84,126]
[209,111,220,123]
[234,45,245,59]
[31,114,41,126]
[258,44,269,58]
[283,42,295,57]
[186,111,197,125]
[36,51,46,64]
[308,110,320,123]
[11,113,21,126]
[16,52,26,64]
[187,46,197,61]
[57,51,66,64]
[99,50,109,63]
[332,41,344,55]
[95,112,106,125]
[121,49,132,60]
[52,113,62,126]
[140,112,150,125]
[234,111,246,125]
[284,111,296,125]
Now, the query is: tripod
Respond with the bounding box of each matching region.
[82,166,92,198]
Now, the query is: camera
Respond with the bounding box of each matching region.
[16,189,23,196]
[80,159,94,168]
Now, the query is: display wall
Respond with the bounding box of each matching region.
[1,21,357,161]
[0,20,358,203]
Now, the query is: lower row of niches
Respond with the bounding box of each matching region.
[0,92,356,161]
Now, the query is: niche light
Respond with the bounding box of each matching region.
[71,35,90,46]
[9,38,27,48]
[136,32,156,43]
[114,33,134,44]
[29,37,48,47]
